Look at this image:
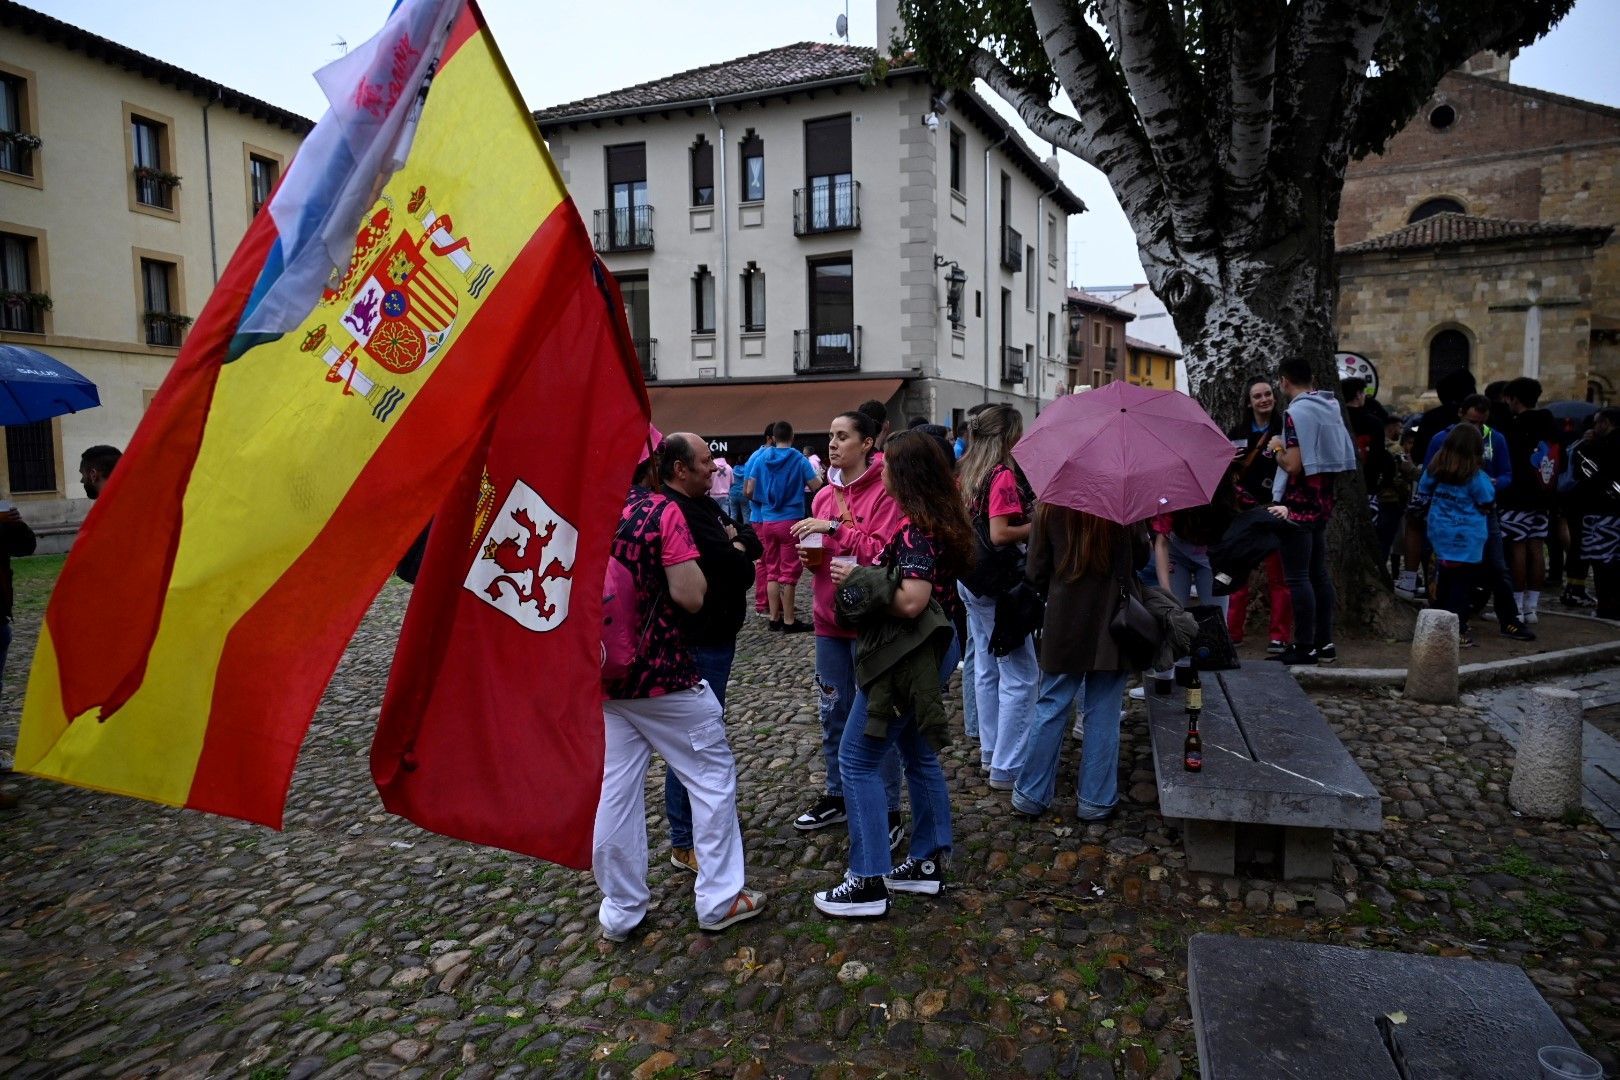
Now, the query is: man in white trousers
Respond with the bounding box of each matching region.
[593,476,766,941]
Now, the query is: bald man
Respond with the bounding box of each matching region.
[657,432,762,873]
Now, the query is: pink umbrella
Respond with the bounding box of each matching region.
[1013,382,1235,524]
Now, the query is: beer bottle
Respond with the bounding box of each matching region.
[1183,669,1203,772]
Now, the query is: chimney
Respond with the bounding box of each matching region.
[1460,50,1514,82]
[877,0,904,56]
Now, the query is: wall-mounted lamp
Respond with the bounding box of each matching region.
[935,255,966,330]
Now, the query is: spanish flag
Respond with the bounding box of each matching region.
[17,0,645,835]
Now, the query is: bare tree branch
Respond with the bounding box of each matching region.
[1273,0,1392,185]
[1224,2,1282,208]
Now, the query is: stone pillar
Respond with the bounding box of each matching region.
[1509,687,1584,819]
[1404,608,1459,704]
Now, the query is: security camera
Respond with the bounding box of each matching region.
[923,111,940,131]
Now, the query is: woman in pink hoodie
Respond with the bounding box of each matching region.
[787,410,907,841]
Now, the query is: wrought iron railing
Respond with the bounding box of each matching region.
[793,178,861,236]
[634,337,657,380]
[592,205,654,252]
[1001,345,1026,384]
[793,326,862,373]
[1000,226,1023,272]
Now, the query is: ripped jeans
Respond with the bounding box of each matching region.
[814,634,901,810]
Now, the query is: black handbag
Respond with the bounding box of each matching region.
[991,578,1045,656]
[1109,575,1160,670]
[958,467,1030,598]
[1187,603,1240,670]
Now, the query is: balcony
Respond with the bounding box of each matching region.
[794,326,862,374]
[134,166,180,210]
[144,311,190,347]
[1103,346,1119,369]
[1000,226,1023,272]
[793,179,861,236]
[0,130,40,177]
[1001,345,1025,384]
[0,291,48,334]
[592,205,654,253]
[634,337,657,380]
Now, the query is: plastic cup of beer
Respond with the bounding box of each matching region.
[831,555,857,573]
[800,531,825,568]
[1538,1046,1604,1080]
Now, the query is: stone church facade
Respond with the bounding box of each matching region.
[1336,58,1619,410]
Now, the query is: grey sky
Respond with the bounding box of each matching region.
[25,0,1620,288]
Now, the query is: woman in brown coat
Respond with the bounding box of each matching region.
[1009,504,1148,821]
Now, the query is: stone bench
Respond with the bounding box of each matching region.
[1146,662,1381,878]
[1188,933,1590,1078]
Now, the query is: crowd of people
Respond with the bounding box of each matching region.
[591,373,1620,939]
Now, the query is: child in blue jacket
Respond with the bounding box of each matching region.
[1417,424,1495,645]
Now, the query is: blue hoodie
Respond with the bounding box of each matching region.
[749,445,816,522]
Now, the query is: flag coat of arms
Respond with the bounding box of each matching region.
[17,0,647,855]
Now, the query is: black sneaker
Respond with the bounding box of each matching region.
[813,872,889,918]
[1314,644,1337,664]
[782,621,811,634]
[1268,645,1317,666]
[793,794,847,831]
[884,854,945,895]
[1266,639,1287,655]
[1499,621,1537,642]
[768,619,784,633]
[887,811,905,851]
[1562,586,1597,609]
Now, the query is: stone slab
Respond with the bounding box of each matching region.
[1147,663,1382,832]
[1187,934,1583,1079]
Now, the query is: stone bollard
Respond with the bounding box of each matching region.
[1509,687,1584,819]
[1404,608,1459,704]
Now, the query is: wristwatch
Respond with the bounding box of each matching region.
[827,519,841,536]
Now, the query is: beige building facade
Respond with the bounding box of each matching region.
[535,38,1080,457]
[1,2,309,546]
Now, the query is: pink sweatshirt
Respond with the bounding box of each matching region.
[809,459,905,637]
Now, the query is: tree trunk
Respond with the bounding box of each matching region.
[1164,246,1413,638]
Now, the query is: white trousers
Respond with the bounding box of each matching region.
[593,683,745,934]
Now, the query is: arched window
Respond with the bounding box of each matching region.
[739,131,764,202]
[1428,328,1470,389]
[689,136,713,207]
[1409,197,1465,223]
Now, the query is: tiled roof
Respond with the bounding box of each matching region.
[534,41,1084,214]
[534,42,907,122]
[1067,288,1134,319]
[0,0,314,132]
[1339,213,1612,254]
[1125,335,1178,357]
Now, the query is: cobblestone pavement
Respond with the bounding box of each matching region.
[1,577,1616,1079]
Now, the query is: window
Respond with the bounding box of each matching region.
[1091,320,1101,346]
[741,263,765,333]
[248,152,279,217]
[948,126,964,193]
[130,112,176,211]
[6,418,56,494]
[804,115,853,230]
[604,143,650,248]
[1092,370,1104,388]
[999,173,1011,232]
[1045,312,1056,358]
[1,231,44,334]
[0,67,39,181]
[1428,328,1470,388]
[805,256,855,370]
[1165,357,1175,382]
[141,256,184,346]
[692,265,715,334]
[739,130,764,202]
[1429,104,1457,130]
[690,136,713,207]
[616,271,653,377]
[1409,197,1465,223]
[1047,214,1058,266]
[1025,246,1035,308]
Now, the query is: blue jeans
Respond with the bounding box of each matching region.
[666,644,736,849]
[839,638,959,877]
[815,636,902,807]
[959,582,1037,784]
[961,644,978,739]
[727,491,750,525]
[1165,534,1227,619]
[1010,669,1129,819]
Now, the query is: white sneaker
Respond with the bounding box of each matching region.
[1128,686,1146,701]
[1524,610,1538,625]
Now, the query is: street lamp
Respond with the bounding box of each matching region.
[934,255,966,330]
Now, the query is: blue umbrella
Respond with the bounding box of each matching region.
[0,344,101,426]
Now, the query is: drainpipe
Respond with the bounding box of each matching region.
[202,89,221,283]
[1034,172,1060,412]
[982,131,1011,403]
[708,98,730,378]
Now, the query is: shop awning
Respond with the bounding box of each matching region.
[647,378,904,440]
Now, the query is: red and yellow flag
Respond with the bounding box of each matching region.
[18,0,644,831]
